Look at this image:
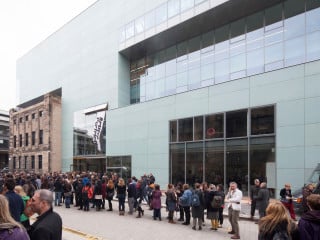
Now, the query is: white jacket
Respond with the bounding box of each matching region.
[226,188,243,211]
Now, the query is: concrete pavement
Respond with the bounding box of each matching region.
[54,199,259,240]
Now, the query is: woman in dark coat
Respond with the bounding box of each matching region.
[298,194,320,240]
[165,184,177,223]
[191,183,205,230]
[151,184,162,221]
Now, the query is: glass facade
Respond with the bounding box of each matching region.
[169,105,275,196]
[130,4,320,104]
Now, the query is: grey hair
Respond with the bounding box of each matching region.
[37,189,54,205]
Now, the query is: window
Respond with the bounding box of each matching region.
[25,115,29,121]
[178,118,193,141]
[19,117,23,123]
[18,157,21,169]
[13,119,16,124]
[38,155,42,170]
[25,133,29,146]
[19,134,22,147]
[32,113,35,119]
[39,130,43,144]
[226,110,248,138]
[39,111,43,117]
[205,113,224,139]
[13,135,16,148]
[31,156,35,169]
[13,157,16,169]
[32,131,36,145]
[24,156,28,169]
[251,106,275,135]
[170,120,177,142]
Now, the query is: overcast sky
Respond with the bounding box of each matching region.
[0,0,97,112]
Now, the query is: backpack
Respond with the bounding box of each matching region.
[211,195,223,208]
[191,192,200,207]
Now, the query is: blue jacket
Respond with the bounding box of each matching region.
[5,191,24,222]
[179,189,192,207]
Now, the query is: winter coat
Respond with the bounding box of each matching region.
[255,187,270,214]
[191,189,205,219]
[151,190,162,209]
[0,224,30,240]
[298,210,320,240]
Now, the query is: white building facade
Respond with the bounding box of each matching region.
[17,0,320,195]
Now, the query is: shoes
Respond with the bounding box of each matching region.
[107,209,112,211]
[228,231,235,234]
[182,222,190,225]
[218,224,223,228]
[198,226,202,230]
[178,218,184,222]
[192,226,196,230]
[231,235,240,239]
[168,220,176,224]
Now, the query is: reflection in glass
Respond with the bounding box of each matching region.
[145,10,156,30]
[226,110,247,138]
[170,143,185,184]
[265,42,284,64]
[186,142,204,185]
[205,113,224,139]
[285,36,305,66]
[194,116,204,141]
[205,140,224,185]
[170,120,177,142]
[226,138,248,194]
[306,31,320,61]
[178,118,193,142]
[284,13,305,40]
[251,106,274,135]
[250,137,275,196]
[168,0,180,18]
[181,0,194,12]
[156,3,167,24]
[306,8,320,33]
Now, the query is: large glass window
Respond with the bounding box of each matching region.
[205,113,224,139]
[178,118,193,141]
[194,116,203,141]
[251,106,275,135]
[170,120,177,142]
[186,142,203,185]
[170,143,185,184]
[226,138,248,194]
[226,110,247,138]
[250,136,275,197]
[205,140,224,185]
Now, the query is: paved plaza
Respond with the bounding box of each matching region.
[56,199,259,240]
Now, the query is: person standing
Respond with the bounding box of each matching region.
[106,179,115,211]
[165,184,177,224]
[179,184,192,226]
[216,184,225,228]
[4,178,24,223]
[280,183,296,221]
[302,184,314,214]
[250,179,260,221]
[0,195,30,239]
[116,178,126,216]
[258,201,299,240]
[298,194,320,240]
[255,182,269,221]
[226,182,243,239]
[14,185,32,231]
[151,184,162,221]
[191,183,204,230]
[28,189,62,240]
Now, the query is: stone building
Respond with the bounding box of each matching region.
[9,89,62,173]
[0,110,9,169]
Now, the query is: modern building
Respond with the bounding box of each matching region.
[16,0,320,195]
[0,110,9,169]
[9,90,62,173]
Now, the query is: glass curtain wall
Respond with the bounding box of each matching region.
[169,105,275,195]
[130,3,320,104]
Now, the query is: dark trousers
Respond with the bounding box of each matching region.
[218,207,224,224]
[250,200,256,217]
[183,206,190,224]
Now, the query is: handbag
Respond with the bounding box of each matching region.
[95,194,102,200]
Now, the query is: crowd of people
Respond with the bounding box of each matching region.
[0,170,319,240]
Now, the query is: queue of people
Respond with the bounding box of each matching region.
[0,169,320,240]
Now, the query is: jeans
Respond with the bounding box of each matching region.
[55,192,62,206]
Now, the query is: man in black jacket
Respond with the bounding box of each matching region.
[250,179,260,220]
[28,189,62,240]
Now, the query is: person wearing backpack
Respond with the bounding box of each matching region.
[191,183,205,230]
[216,184,225,228]
[179,184,192,226]
[206,184,220,230]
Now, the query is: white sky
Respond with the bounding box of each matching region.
[0,0,97,112]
